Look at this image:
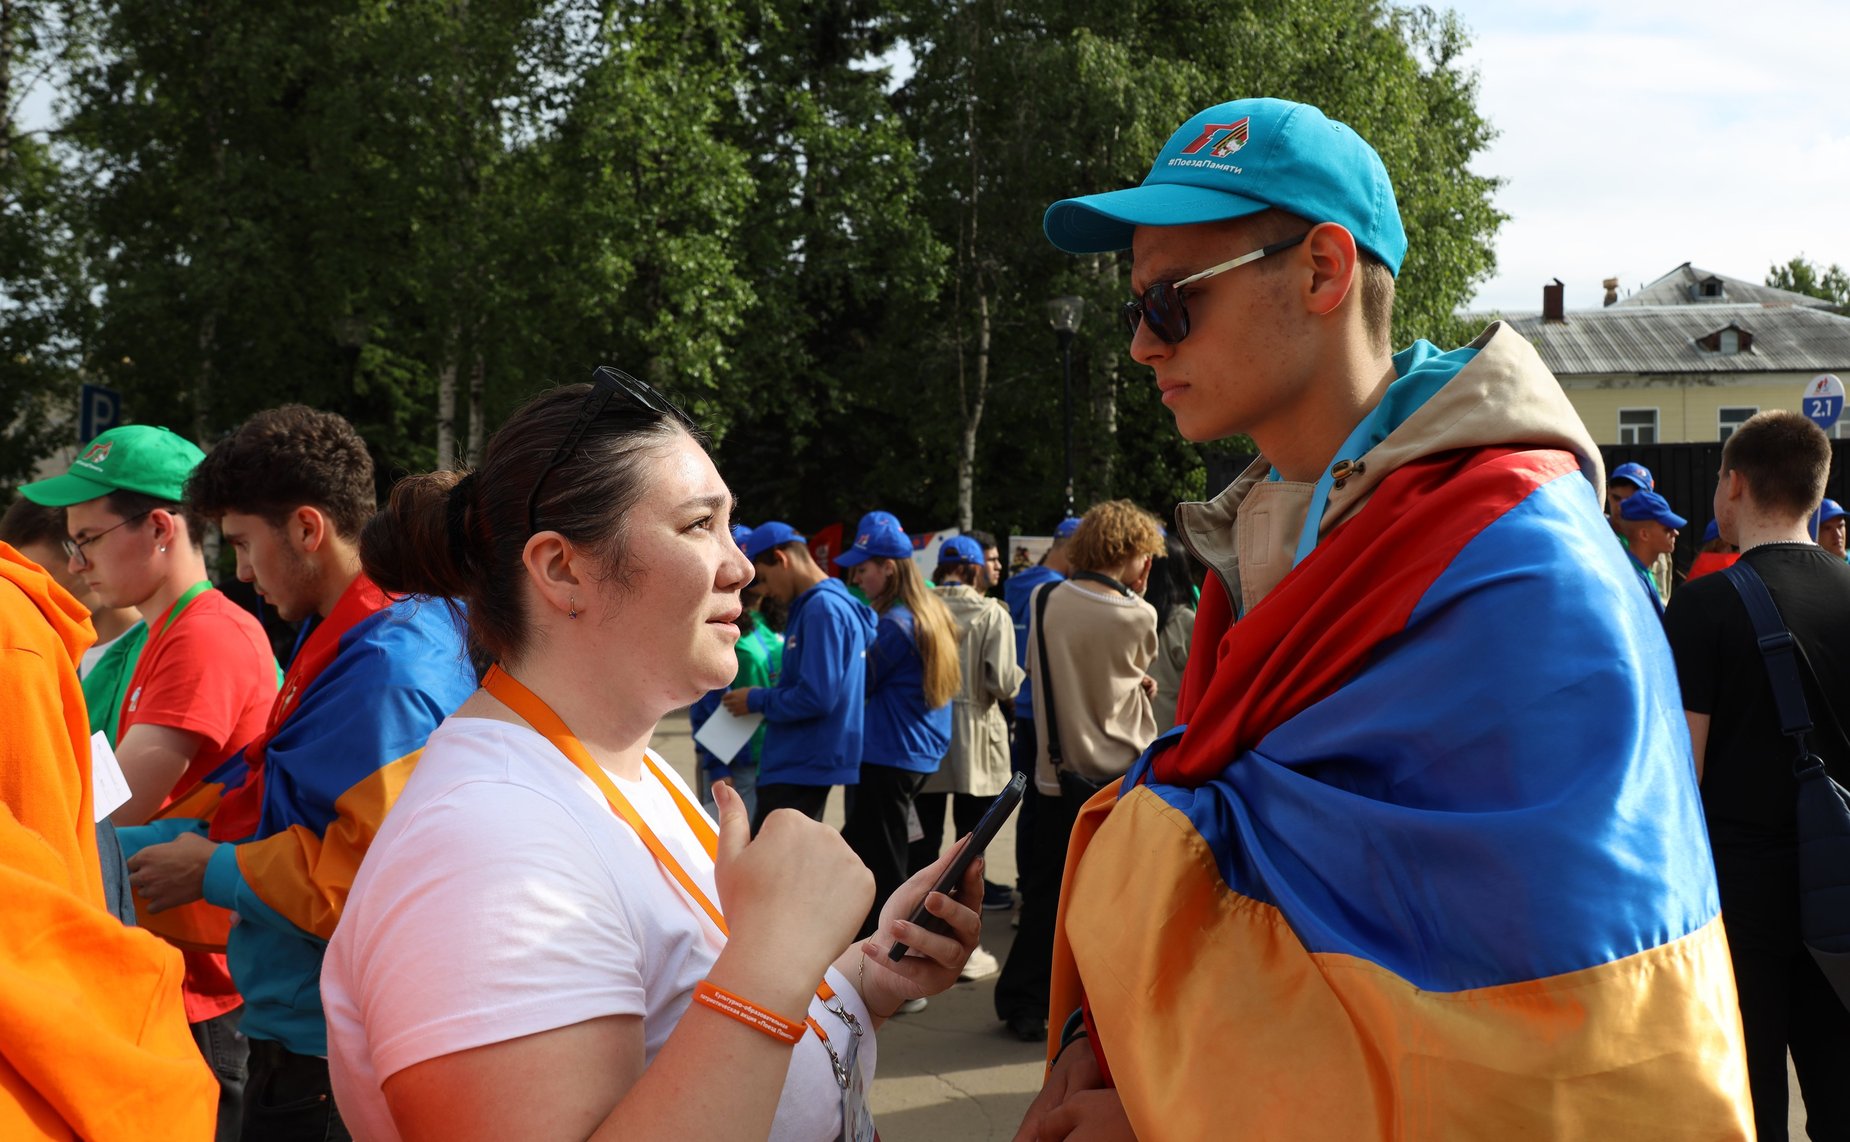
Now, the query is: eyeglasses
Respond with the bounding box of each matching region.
[63,509,154,567]
[1122,233,1308,344]
[525,366,691,535]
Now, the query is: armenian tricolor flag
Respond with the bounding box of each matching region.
[1048,446,1752,1139]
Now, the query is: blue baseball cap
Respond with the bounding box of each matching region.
[1043,98,1407,275]
[1809,498,1846,539]
[1619,490,1685,530]
[1609,462,1654,491]
[1702,518,1720,543]
[835,510,911,567]
[1055,516,1082,539]
[936,535,984,566]
[743,521,805,562]
[730,523,753,548]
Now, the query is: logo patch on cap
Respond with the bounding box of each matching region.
[78,440,112,468]
[1181,117,1250,159]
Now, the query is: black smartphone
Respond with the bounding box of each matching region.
[888,771,1028,961]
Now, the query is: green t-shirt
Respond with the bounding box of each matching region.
[82,620,150,748]
[736,622,784,762]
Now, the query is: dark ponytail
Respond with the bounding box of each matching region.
[363,375,696,664]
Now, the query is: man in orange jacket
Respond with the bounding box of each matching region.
[0,538,214,1140]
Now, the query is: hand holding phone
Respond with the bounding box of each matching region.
[888,772,1027,961]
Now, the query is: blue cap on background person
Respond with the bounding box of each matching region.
[1041,97,1407,275]
[1702,519,1720,544]
[743,521,805,561]
[1055,516,1082,539]
[1807,498,1846,539]
[730,523,753,548]
[1619,490,1685,529]
[1609,462,1654,491]
[835,510,912,567]
[936,535,984,566]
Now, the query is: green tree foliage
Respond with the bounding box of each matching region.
[1768,255,1850,310]
[10,0,1503,541]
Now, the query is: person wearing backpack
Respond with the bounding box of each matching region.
[1664,409,1850,1140]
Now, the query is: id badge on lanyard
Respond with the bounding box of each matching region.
[818,994,876,1142]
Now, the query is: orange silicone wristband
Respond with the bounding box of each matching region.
[691,981,805,1045]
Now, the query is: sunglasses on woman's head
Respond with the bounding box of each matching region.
[525,366,691,535]
[1122,233,1308,344]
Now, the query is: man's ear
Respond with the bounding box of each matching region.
[290,505,331,554]
[1300,221,1360,320]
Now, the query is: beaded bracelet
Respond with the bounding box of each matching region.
[692,980,805,1045]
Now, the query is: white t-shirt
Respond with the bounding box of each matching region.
[322,717,876,1142]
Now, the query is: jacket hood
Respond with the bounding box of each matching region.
[0,543,93,670]
[1179,323,1602,584]
[935,583,1003,630]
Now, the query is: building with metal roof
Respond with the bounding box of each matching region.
[1485,272,1850,446]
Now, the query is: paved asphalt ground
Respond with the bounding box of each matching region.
[651,714,1046,1141]
[652,713,1815,1141]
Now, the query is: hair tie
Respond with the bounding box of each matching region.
[446,471,478,568]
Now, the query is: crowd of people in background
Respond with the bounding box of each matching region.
[6,91,1850,1142]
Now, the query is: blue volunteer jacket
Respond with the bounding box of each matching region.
[861,604,953,773]
[1006,564,1063,717]
[746,578,877,786]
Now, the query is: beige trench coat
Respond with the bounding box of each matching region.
[922,584,1024,796]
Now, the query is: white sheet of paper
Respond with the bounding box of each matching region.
[91,731,132,823]
[693,705,764,765]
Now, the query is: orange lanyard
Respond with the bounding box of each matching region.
[481,665,853,1049]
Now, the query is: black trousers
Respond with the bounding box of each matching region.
[908,790,995,876]
[994,782,1087,1024]
[190,1006,248,1142]
[752,782,830,833]
[244,1037,351,1142]
[1717,848,1850,1141]
[842,764,929,940]
[1009,715,1038,890]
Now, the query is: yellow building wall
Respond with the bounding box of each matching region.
[1561,374,1838,444]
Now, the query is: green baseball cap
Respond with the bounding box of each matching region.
[19,425,206,507]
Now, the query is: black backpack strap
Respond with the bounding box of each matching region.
[1033,581,1063,765]
[1070,570,1132,597]
[1720,560,1815,768]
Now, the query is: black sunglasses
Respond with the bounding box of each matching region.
[1122,233,1307,344]
[525,366,691,535]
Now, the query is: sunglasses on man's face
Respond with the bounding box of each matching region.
[1122,233,1308,344]
[525,366,691,536]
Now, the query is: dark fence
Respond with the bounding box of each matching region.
[1602,441,1850,577]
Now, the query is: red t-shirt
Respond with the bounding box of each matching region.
[122,585,277,1023]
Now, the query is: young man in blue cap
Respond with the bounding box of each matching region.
[1019,98,1746,1139]
[1607,461,1655,530]
[1664,410,1850,1137]
[722,521,876,830]
[1813,498,1847,561]
[1616,488,1685,615]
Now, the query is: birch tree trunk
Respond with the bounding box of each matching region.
[465,351,484,467]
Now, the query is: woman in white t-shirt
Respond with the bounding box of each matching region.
[322,368,983,1142]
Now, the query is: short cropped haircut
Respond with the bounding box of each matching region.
[1238,209,1395,349]
[0,497,67,548]
[1066,499,1166,574]
[105,490,207,550]
[188,405,377,539]
[1720,410,1830,520]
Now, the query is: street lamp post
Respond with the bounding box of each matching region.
[1046,295,1086,520]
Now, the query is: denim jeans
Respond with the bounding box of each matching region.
[244,1037,351,1142]
[190,1006,249,1142]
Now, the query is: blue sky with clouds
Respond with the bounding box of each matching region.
[1442,0,1849,314]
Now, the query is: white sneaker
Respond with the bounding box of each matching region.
[896,997,929,1015]
[958,946,1001,982]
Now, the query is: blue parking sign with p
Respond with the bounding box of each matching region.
[1804,374,1844,432]
[79,384,122,443]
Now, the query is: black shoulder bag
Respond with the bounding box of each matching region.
[1721,559,1850,1010]
[1033,575,1130,798]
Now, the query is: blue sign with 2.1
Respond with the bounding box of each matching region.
[1804,374,1845,430]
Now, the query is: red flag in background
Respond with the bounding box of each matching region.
[808,523,843,577]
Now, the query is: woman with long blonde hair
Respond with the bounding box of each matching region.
[836,511,962,947]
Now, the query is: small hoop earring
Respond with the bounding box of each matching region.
[568,599,578,620]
